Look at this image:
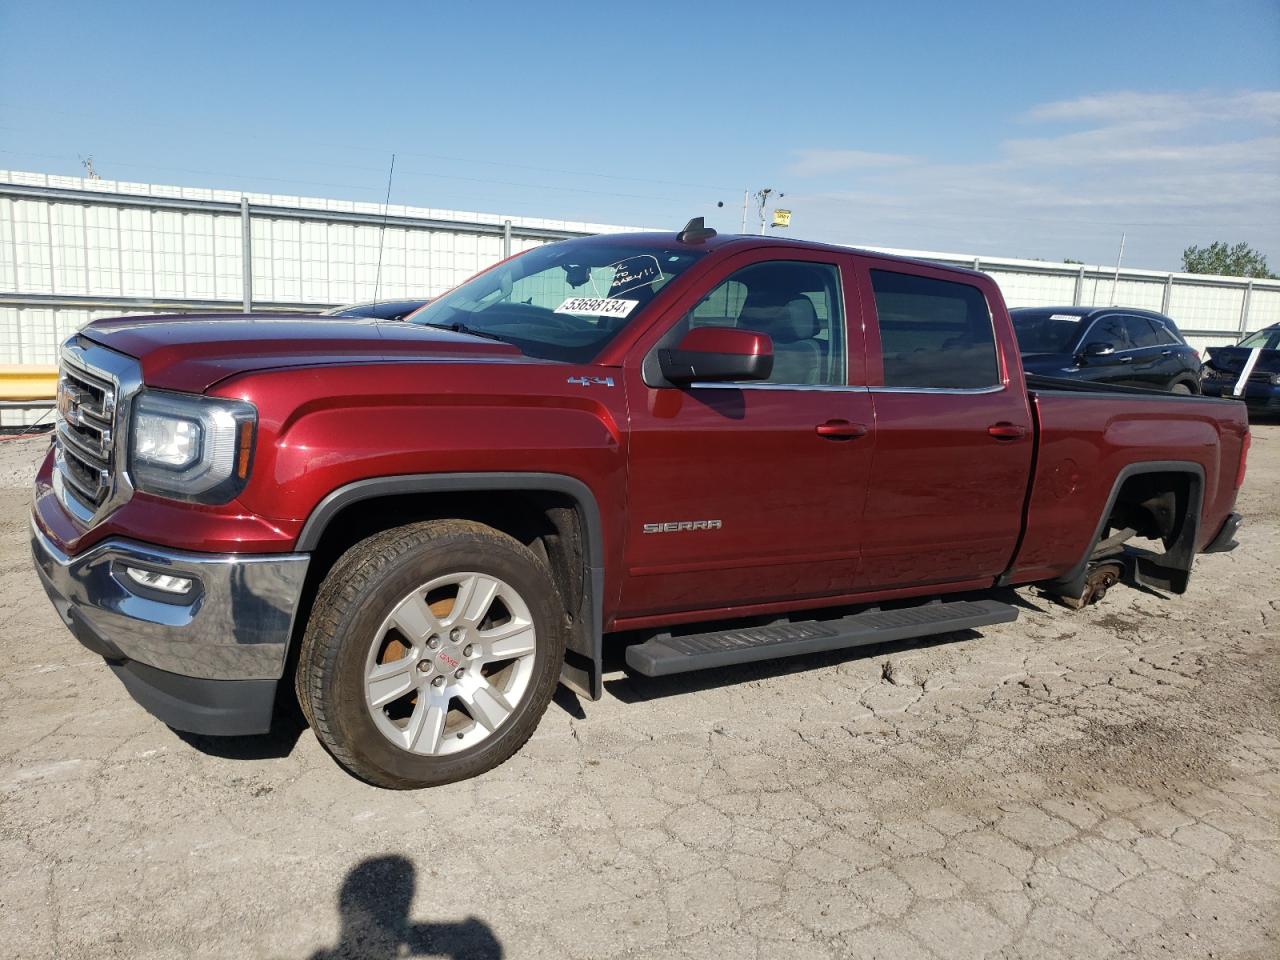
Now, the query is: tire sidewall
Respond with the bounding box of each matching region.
[322,531,564,786]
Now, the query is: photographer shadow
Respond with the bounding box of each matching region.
[308,855,502,960]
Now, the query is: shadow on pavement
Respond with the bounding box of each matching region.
[308,855,502,960]
[551,684,587,719]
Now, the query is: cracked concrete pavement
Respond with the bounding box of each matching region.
[1,425,1277,960]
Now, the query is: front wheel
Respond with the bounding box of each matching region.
[296,520,566,789]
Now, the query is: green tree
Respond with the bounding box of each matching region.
[1181,241,1277,279]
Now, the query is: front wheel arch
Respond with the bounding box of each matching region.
[293,473,606,701]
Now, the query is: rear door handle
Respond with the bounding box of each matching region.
[987,422,1027,440]
[816,419,868,440]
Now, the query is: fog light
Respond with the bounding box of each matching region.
[125,567,193,595]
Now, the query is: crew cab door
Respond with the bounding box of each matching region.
[617,250,873,620]
[853,260,1034,591]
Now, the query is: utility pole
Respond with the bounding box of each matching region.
[79,156,101,180]
[753,188,785,234]
[740,190,748,233]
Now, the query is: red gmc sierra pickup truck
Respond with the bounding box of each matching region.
[31,220,1250,788]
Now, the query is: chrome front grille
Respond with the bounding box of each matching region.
[54,337,142,526]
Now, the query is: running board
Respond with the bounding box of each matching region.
[624,599,1018,677]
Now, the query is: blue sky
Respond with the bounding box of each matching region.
[2,0,1277,270]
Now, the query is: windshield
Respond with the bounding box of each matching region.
[405,238,705,362]
[1011,310,1086,354]
[1239,327,1280,350]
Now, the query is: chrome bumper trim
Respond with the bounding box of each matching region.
[31,519,310,681]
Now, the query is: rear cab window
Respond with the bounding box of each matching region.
[868,269,1000,389]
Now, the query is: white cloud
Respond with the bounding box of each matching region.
[1026,89,1280,127]
[778,89,1280,268]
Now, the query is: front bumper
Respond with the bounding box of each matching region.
[31,519,309,735]
[1202,380,1280,412]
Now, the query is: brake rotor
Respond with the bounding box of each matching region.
[1060,560,1124,610]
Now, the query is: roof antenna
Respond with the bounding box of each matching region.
[373,153,396,305]
[677,216,717,244]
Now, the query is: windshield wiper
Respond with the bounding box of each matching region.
[421,321,509,344]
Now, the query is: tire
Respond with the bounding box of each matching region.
[296,520,566,789]
[1170,381,1196,395]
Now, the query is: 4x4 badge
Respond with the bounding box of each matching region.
[566,376,615,388]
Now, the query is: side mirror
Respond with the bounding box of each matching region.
[1080,341,1116,362]
[658,327,774,384]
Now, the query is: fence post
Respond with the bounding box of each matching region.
[1239,280,1253,334]
[503,220,512,259]
[1073,266,1085,306]
[240,197,253,312]
[1162,275,1173,314]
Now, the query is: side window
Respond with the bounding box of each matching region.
[1086,316,1132,351]
[683,261,845,386]
[1145,318,1179,346]
[869,270,999,389]
[1124,316,1161,348]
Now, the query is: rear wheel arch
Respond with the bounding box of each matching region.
[1049,461,1205,598]
[293,473,605,700]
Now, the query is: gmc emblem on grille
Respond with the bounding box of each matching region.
[643,520,723,534]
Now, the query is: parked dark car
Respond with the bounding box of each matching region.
[1011,307,1202,393]
[321,298,430,321]
[1200,322,1280,415]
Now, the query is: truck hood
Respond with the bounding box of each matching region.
[1205,345,1280,375]
[79,313,526,392]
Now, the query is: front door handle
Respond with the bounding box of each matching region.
[988,422,1027,440]
[816,419,868,440]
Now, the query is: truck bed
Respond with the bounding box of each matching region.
[1006,377,1249,588]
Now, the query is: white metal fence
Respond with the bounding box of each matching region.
[3,168,1278,370]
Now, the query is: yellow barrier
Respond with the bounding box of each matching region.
[0,365,59,401]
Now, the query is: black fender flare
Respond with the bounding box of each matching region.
[296,472,606,700]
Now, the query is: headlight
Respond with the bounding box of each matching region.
[1201,366,1230,380]
[130,390,256,502]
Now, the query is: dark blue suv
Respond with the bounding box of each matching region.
[1011,307,1202,394]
